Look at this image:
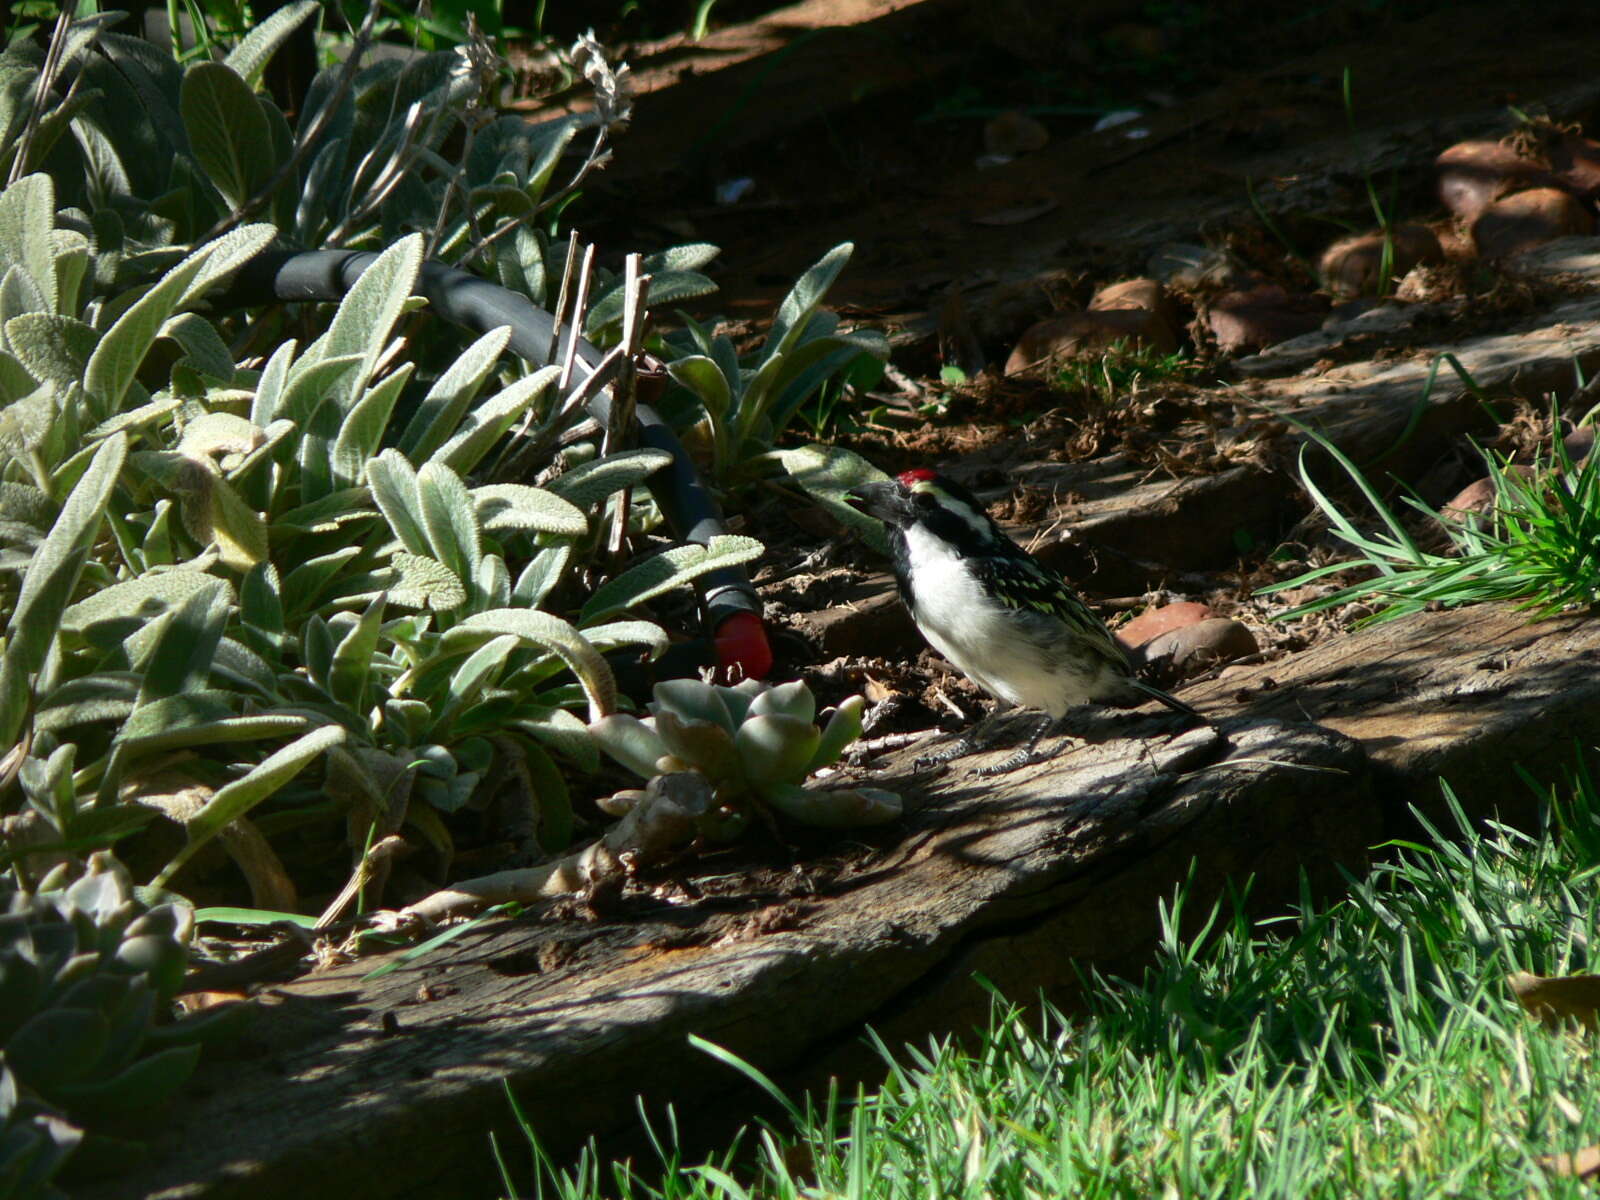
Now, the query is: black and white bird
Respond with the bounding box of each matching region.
[846,467,1202,770]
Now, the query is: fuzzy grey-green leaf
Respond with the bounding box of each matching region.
[472,483,586,538]
[544,448,672,512]
[222,0,319,89]
[0,433,126,746]
[389,552,466,611]
[156,725,346,887]
[442,609,615,720]
[181,62,273,210]
[579,535,763,626]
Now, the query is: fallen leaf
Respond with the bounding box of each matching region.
[863,675,895,704]
[177,990,248,1014]
[1539,1144,1600,1178]
[1508,971,1600,1031]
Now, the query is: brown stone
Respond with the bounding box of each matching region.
[1141,618,1259,679]
[1436,140,1565,222]
[1440,465,1533,519]
[1206,285,1328,353]
[1089,276,1180,331]
[1472,188,1596,259]
[984,109,1049,157]
[1549,134,1600,201]
[1564,423,1595,464]
[1115,601,1212,651]
[1004,308,1178,375]
[1319,224,1444,296]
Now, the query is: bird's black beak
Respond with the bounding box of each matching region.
[845,480,901,523]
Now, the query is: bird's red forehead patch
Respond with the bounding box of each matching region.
[897,467,938,486]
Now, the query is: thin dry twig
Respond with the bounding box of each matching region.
[605,254,652,555]
[8,0,80,188]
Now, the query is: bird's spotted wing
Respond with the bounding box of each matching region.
[969,551,1128,668]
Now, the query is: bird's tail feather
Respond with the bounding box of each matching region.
[1132,678,1205,722]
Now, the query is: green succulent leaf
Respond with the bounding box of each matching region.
[653,679,734,731]
[808,695,866,771]
[655,709,740,784]
[53,1042,202,1122]
[6,1007,110,1091]
[762,783,902,829]
[588,713,668,778]
[734,713,820,787]
[749,680,815,725]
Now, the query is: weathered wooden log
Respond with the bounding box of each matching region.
[108,716,1366,1199]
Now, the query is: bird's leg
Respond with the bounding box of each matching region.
[976,713,1071,776]
[915,701,1015,768]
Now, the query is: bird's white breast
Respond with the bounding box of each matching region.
[901,524,1100,715]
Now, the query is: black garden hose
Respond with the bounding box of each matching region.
[220,248,771,678]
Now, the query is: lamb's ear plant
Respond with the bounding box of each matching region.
[1260,413,1600,623]
[662,243,890,488]
[589,679,900,835]
[0,185,765,911]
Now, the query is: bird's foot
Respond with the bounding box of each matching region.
[913,706,1013,769]
[914,733,979,770]
[974,714,1066,776]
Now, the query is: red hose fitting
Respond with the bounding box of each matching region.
[713,611,773,682]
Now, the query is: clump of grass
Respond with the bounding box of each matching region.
[1262,415,1600,623]
[496,762,1600,1199]
[1053,339,1200,404]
